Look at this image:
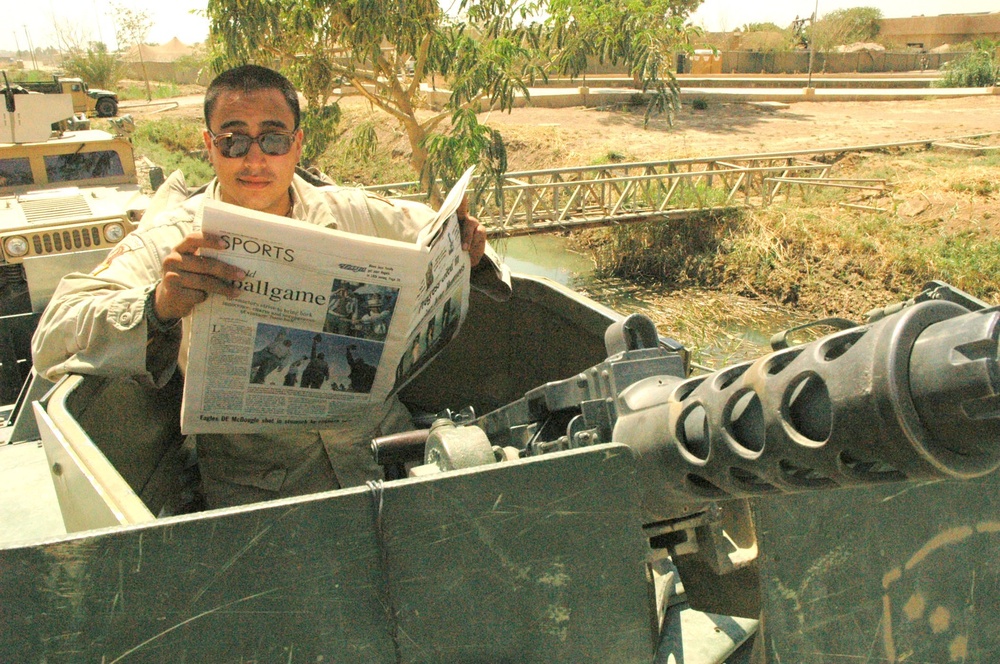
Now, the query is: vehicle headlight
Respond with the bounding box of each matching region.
[103,223,126,243]
[4,236,29,258]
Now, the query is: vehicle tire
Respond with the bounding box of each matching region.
[96,97,118,117]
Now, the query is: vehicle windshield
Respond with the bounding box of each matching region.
[44,150,124,183]
[0,157,33,187]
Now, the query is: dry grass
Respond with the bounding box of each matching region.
[579,279,812,368]
[581,138,1000,329]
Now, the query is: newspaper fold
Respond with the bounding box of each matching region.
[181,168,474,434]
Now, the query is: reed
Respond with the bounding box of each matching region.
[581,140,1000,320]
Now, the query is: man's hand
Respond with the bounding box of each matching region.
[457,196,486,267]
[154,232,245,321]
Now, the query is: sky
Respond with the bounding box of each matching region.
[4,0,999,54]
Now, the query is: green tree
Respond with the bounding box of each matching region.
[937,39,1000,88]
[206,0,702,194]
[207,0,534,193]
[740,22,783,33]
[811,7,883,51]
[546,0,702,125]
[62,42,125,89]
[113,4,153,101]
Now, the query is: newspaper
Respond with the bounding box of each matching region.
[181,168,474,434]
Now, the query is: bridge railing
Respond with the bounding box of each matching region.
[365,155,831,236]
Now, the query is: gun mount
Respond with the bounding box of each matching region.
[390,287,1000,523]
[369,282,1000,630]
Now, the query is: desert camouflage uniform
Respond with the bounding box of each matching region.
[32,172,509,508]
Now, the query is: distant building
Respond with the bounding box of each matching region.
[122,38,209,85]
[124,37,199,63]
[879,12,1000,50]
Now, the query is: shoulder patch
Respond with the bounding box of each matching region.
[91,233,145,275]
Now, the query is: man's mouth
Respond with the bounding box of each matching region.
[237,175,273,189]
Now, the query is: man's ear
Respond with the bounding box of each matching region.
[294,127,305,161]
[203,130,215,166]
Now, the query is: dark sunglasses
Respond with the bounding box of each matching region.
[209,130,297,158]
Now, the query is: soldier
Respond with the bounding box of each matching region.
[31,64,509,509]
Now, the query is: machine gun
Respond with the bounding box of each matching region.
[375,281,1000,620]
[380,281,1000,504]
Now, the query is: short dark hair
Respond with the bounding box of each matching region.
[204,64,300,130]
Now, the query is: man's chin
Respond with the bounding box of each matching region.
[226,186,285,214]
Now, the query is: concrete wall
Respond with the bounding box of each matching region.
[880,13,1000,49]
[122,61,215,85]
[719,50,965,74]
[583,48,966,77]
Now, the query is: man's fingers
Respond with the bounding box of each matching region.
[167,232,245,279]
[153,232,245,321]
[163,268,241,298]
[165,251,245,282]
[459,215,487,267]
[172,230,227,256]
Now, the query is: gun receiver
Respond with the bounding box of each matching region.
[395,284,1000,524]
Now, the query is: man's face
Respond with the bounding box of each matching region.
[203,88,303,216]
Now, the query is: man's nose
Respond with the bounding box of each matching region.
[243,140,269,164]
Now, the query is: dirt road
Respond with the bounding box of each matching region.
[484,94,1000,170]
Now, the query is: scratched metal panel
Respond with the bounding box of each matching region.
[0,489,392,663]
[381,444,653,662]
[0,443,651,663]
[754,470,1000,663]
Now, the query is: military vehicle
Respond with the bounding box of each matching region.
[9,74,119,117]
[0,264,997,662]
[0,86,151,406]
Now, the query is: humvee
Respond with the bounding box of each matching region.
[0,88,150,404]
[10,74,119,117]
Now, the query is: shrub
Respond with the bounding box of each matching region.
[131,116,214,187]
[937,44,1000,87]
[62,43,125,89]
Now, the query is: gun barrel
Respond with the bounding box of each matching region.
[618,301,1000,518]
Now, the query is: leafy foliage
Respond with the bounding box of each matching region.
[112,3,154,100]
[811,7,883,51]
[937,40,1000,87]
[301,104,343,167]
[133,116,205,153]
[131,117,215,186]
[62,43,125,89]
[205,0,700,195]
[740,22,783,33]
[547,0,701,126]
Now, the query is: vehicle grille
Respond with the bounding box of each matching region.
[0,264,24,287]
[19,194,93,223]
[30,227,106,255]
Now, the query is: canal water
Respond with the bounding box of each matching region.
[496,234,596,289]
[498,234,810,367]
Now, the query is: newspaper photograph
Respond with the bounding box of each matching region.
[181,169,474,434]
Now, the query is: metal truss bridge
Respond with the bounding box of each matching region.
[364,148,852,237]
[364,135,999,237]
